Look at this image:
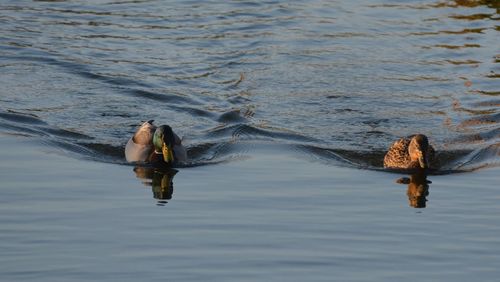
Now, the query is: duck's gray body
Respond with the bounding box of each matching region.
[125,121,187,164]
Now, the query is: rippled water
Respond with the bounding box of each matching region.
[1,0,499,171]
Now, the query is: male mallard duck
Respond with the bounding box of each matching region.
[125,120,187,166]
[384,134,436,170]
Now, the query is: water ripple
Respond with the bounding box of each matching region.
[0,0,498,171]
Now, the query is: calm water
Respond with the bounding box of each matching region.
[1,135,500,282]
[1,0,499,281]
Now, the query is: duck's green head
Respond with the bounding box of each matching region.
[408,134,429,169]
[153,125,176,165]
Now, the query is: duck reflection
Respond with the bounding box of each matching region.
[133,166,177,205]
[396,172,431,208]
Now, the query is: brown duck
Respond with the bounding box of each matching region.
[384,134,436,170]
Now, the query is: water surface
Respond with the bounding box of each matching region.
[0,0,498,170]
[1,135,500,281]
[1,1,500,281]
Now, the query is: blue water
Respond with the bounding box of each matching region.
[1,135,500,281]
[0,0,498,170]
[0,0,499,281]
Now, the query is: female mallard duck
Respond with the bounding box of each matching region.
[384,134,436,170]
[125,120,187,166]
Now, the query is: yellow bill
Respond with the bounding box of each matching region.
[162,143,175,164]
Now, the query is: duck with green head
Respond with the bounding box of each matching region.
[383,134,436,170]
[125,120,187,167]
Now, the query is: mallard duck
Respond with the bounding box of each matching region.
[383,134,436,170]
[125,120,187,166]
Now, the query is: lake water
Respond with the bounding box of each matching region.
[1,0,499,281]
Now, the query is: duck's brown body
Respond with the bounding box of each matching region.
[384,135,436,170]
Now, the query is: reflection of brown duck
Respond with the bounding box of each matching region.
[397,172,431,208]
[384,134,436,170]
[133,167,177,202]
